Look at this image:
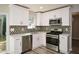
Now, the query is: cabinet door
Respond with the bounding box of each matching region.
[9,5,28,25]
[61,7,70,26]
[39,32,46,46]
[14,38,21,54]
[59,35,69,53]
[32,33,40,49]
[36,13,42,26]
[9,36,15,53]
[36,12,49,26]
[42,13,49,26]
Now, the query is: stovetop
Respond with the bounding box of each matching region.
[47,31,62,35]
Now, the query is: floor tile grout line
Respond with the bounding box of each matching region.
[32,50,39,54]
[39,47,57,54]
[34,47,56,54]
[25,47,58,54]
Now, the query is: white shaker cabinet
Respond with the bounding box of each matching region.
[42,7,70,26]
[59,34,70,53]
[61,7,70,26]
[9,35,22,54]
[39,32,46,46]
[32,33,41,49]
[32,32,46,49]
[36,12,43,26]
[14,37,22,54]
[36,12,50,26]
[9,5,29,26]
[42,12,50,26]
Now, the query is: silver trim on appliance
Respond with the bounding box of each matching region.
[46,43,58,51]
[49,18,62,26]
[46,34,58,39]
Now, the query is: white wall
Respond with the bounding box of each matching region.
[71,5,79,13]
[0,4,9,13]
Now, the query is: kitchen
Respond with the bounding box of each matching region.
[0,4,77,54]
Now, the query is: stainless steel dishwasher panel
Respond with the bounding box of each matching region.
[22,35,32,53]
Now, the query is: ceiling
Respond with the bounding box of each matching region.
[22,4,68,12]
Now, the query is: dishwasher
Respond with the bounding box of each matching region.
[21,35,32,53]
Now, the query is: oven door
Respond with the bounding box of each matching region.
[46,36,59,51]
[46,37,59,46]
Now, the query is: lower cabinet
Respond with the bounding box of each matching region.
[14,38,22,54]
[9,35,22,54]
[32,32,46,49]
[9,33,46,53]
[39,32,46,46]
[59,34,69,53]
[9,34,32,54]
[32,33,41,49]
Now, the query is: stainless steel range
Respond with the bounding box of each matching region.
[46,29,62,52]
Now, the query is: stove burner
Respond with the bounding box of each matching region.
[47,31,62,35]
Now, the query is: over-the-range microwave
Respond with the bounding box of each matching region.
[49,18,62,25]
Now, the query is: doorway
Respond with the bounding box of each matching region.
[0,15,6,53]
[72,13,79,53]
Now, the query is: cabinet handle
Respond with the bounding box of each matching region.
[20,42,21,46]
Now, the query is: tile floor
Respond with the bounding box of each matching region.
[25,47,58,54]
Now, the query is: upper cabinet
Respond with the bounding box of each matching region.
[27,11,36,29]
[61,7,70,26]
[36,12,49,26]
[42,6,70,26]
[9,5,70,26]
[9,5,29,26]
[42,12,50,26]
[36,13,41,26]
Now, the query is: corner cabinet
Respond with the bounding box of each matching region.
[36,12,49,26]
[32,32,46,49]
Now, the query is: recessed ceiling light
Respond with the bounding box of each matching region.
[40,6,43,9]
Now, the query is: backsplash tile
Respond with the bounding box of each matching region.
[10,26,50,35]
[10,25,70,35]
[10,26,27,34]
